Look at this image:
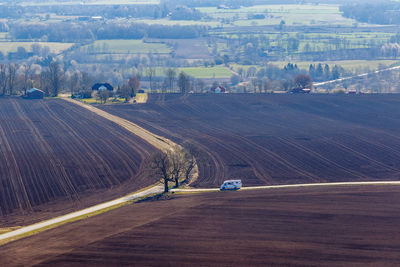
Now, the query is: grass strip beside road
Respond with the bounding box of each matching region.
[0,185,163,245]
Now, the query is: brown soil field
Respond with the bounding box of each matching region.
[1,185,400,266]
[101,94,400,188]
[0,98,157,226]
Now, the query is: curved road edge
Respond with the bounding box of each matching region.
[171,181,400,193]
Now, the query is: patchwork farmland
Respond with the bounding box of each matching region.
[102,94,400,188]
[0,98,156,225]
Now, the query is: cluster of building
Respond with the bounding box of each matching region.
[23,83,231,100]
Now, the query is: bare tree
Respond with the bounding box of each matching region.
[40,70,50,95]
[0,64,7,95]
[146,67,156,93]
[118,83,131,103]
[69,71,80,96]
[178,71,191,94]
[195,79,205,93]
[128,74,140,97]
[182,141,203,184]
[7,63,17,95]
[148,142,202,192]
[48,62,63,97]
[165,68,176,93]
[81,71,93,92]
[293,74,313,89]
[149,151,174,193]
[170,147,186,188]
[21,64,32,95]
[97,90,110,104]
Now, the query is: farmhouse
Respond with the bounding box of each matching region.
[210,86,227,93]
[92,83,114,91]
[26,88,44,99]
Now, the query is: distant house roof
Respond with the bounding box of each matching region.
[27,88,44,94]
[92,83,114,91]
[26,88,44,99]
[210,86,226,93]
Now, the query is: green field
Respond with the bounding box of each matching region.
[199,4,359,27]
[146,66,232,79]
[132,18,220,27]
[0,42,74,54]
[178,66,232,78]
[81,40,171,54]
[211,30,393,57]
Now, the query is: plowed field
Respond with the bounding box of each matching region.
[2,186,400,266]
[102,94,400,187]
[0,98,156,224]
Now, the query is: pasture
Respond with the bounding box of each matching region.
[199,4,358,27]
[178,66,232,78]
[81,39,171,54]
[0,42,74,55]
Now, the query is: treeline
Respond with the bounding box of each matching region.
[0,4,166,19]
[162,0,254,8]
[10,22,207,42]
[340,2,400,25]
[298,48,384,61]
[0,2,206,20]
[231,62,346,93]
[170,6,203,20]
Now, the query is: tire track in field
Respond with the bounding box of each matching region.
[51,100,153,185]
[10,100,78,200]
[0,107,30,212]
[277,137,371,180]
[192,119,322,184]
[325,138,400,173]
[177,97,324,183]
[41,101,122,189]
[43,100,145,187]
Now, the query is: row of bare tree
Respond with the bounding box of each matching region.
[148,142,204,193]
[0,62,66,97]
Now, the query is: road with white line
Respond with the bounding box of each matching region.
[2,181,400,243]
[314,65,400,87]
[171,181,400,192]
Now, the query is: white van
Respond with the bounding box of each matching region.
[220,180,242,191]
